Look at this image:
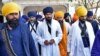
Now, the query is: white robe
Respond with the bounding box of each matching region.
[64,21,71,53]
[69,20,95,56]
[36,19,62,56]
[30,21,42,56]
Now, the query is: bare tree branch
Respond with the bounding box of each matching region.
[81,0,85,5]
[95,0,100,15]
[86,0,94,10]
[89,0,94,8]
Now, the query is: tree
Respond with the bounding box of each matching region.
[94,0,100,15]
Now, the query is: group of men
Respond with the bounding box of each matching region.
[0,2,100,56]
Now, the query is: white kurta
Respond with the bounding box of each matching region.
[36,19,62,56]
[69,20,95,56]
[29,21,42,56]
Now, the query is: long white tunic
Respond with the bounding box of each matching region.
[69,20,95,56]
[36,19,62,56]
[29,21,42,56]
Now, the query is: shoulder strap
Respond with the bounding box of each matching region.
[29,23,36,33]
[1,28,16,56]
[35,21,38,30]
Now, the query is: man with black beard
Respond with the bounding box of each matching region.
[64,13,72,24]
[54,11,70,56]
[69,6,95,56]
[0,2,38,56]
[36,7,62,56]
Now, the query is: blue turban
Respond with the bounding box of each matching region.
[87,11,93,17]
[64,13,70,18]
[28,11,37,17]
[43,7,53,15]
[22,15,28,20]
[36,15,42,19]
[36,15,44,21]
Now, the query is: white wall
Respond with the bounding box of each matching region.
[69,6,75,17]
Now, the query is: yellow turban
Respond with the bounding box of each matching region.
[54,11,64,20]
[1,2,20,16]
[76,6,87,17]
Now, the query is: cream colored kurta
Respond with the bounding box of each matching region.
[69,20,95,56]
[36,19,62,56]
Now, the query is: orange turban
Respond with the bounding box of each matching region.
[54,11,64,20]
[72,13,79,22]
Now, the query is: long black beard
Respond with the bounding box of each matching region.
[6,19,19,29]
[46,18,52,24]
[65,19,70,22]
[79,19,86,24]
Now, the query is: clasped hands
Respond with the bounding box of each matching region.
[44,39,55,45]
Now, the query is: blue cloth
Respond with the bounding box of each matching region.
[91,30,100,56]
[28,11,37,17]
[36,15,43,21]
[87,11,93,17]
[43,7,53,15]
[91,20,99,35]
[20,17,26,23]
[8,25,25,56]
[0,22,38,56]
[36,15,42,19]
[22,15,28,21]
[19,16,27,23]
[0,32,8,56]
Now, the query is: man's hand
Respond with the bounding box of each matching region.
[49,39,55,45]
[44,40,49,45]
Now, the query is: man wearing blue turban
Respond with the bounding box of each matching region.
[36,15,43,22]
[27,11,42,56]
[36,7,62,56]
[86,11,99,35]
[27,11,38,32]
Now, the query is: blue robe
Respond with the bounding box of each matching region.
[91,30,100,56]
[0,22,38,56]
[20,17,26,23]
[91,20,99,35]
